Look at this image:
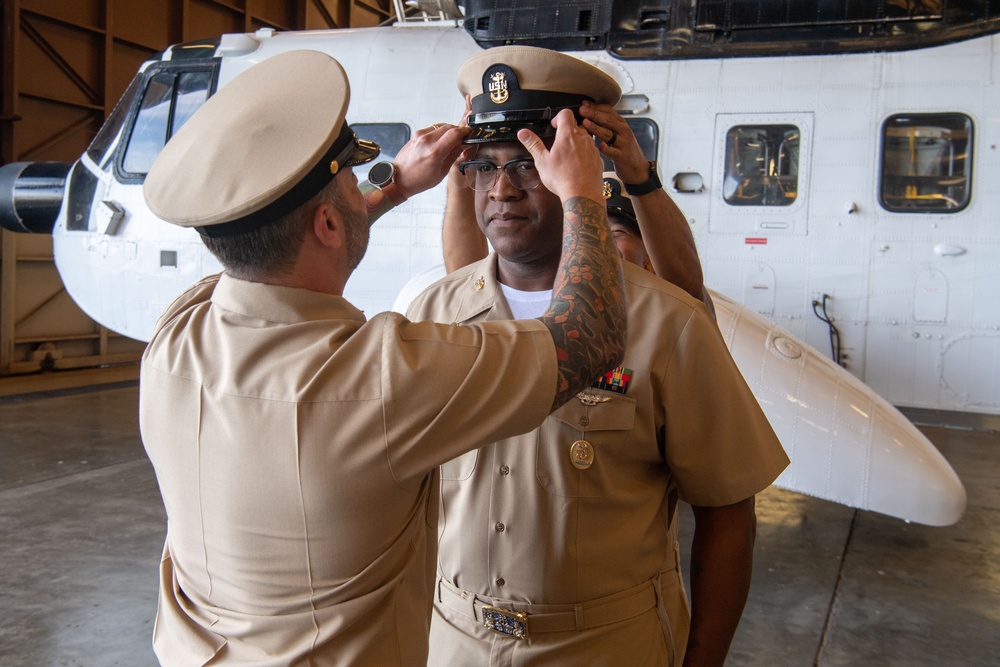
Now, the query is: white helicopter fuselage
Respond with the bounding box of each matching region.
[45,23,975,524]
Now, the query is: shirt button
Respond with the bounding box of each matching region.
[495,522,505,533]
[500,464,510,475]
[496,577,505,587]
[580,416,590,427]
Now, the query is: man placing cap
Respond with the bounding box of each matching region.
[599,169,714,317]
[602,170,655,271]
[139,49,626,665]
[406,45,788,665]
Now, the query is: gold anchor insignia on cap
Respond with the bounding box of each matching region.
[576,391,612,406]
[570,440,594,470]
[489,71,509,104]
[603,181,613,199]
[475,276,485,290]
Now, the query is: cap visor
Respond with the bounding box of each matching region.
[346,138,380,167]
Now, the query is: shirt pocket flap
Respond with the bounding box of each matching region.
[550,394,636,432]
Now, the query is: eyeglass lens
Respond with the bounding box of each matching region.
[461,159,540,191]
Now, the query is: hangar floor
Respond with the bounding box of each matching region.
[0,384,997,666]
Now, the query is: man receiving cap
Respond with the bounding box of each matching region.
[406,45,789,665]
[139,49,626,665]
[580,102,716,313]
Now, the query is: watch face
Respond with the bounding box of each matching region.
[368,161,394,186]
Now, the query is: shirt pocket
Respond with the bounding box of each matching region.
[536,394,637,498]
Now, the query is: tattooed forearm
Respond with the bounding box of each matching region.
[538,196,628,410]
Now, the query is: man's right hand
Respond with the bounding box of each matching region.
[526,108,627,411]
[392,123,471,201]
[517,108,604,205]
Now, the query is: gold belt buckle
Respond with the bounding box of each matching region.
[482,605,528,639]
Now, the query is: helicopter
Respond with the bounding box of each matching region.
[0,0,980,525]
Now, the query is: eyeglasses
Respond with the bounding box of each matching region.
[458,158,541,192]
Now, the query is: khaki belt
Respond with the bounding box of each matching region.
[436,577,657,640]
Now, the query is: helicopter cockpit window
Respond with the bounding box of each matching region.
[172,71,214,136]
[880,113,972,213]
[87,75,143,170]
[723,124,798,206]
[120,66,215,178]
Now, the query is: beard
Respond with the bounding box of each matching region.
[325,178,371,271]
[341,202,370,270]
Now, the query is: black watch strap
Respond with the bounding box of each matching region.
[623,161,661,197]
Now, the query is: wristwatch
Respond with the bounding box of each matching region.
[368,161,405,205]
[623,161,662,197]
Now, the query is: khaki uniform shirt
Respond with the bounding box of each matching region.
[406,256,789,664]
[139,273,557,666]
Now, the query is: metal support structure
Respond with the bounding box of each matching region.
[1,0,20,375]
[0,0,351,391]
[0,231,15,372]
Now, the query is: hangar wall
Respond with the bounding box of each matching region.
[0,0,390,393]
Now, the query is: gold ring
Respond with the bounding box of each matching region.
[432,123,441,129]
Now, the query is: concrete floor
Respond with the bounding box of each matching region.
[0,384,997,666]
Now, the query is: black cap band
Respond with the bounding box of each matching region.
[465,63,591,145]
[604,176,639,235]
[196,125,378,238]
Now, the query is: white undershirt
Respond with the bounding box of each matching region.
[500,284,552,320]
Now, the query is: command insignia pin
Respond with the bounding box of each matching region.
[489,70,509,104]
[570,440,594,470]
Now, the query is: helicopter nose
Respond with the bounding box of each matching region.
[0,161,72,234]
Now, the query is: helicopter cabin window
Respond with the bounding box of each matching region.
[723,124,798,206]
[880,113,972,213]
[351,123,411,161]
[626,118,658,160]
[120,68,215,177]
[600,118,658,171]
